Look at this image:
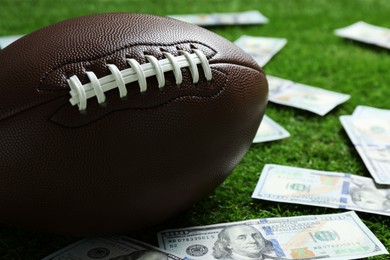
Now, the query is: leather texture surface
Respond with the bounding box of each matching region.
[0,13,268,235]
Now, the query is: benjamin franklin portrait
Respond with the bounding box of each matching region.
[212,224,280,260]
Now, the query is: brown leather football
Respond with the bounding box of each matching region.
[0,13,268,235]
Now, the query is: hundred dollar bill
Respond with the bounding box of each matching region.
[340,115,390,146]
[253,115,290,143]
[252,164,390,216]
[157,211,388,260]
[42,236,185,260]
[267,75,350,116]
[355,145,390,184]
[234,36,287,67]
[168,10,268,27]
[0,34,23,49]
[334,21,390,49]
[340,106,390,184]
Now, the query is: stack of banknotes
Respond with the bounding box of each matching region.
[2,10,388,260]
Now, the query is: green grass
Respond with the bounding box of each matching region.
[1,0,390,259]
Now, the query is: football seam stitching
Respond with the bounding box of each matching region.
[68,49,213,110]
[49,67,229,128]
[37,41,217,92]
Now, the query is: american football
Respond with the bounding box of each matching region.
[0,13,268,235]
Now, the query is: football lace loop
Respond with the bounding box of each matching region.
[67,49,213,111]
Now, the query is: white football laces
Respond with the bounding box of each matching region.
[68,49,212,111]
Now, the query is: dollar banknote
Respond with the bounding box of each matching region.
[42,236,186,260]
[355,145,390,184]
[252,164,390,216]
[340,115,390,146]
[334,21,390,49]
[267,75,350,116]
[168,10,268,27]
[340,106,390,184]
[234,36,287,67]
[0,34,23,49]
[345,105,390,145]
[157,211,388,260]
[253,115,290,143]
